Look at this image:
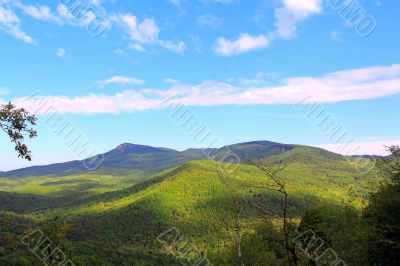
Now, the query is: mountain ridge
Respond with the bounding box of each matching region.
[0,140,376,178]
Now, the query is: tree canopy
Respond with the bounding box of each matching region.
[0,102,37,161]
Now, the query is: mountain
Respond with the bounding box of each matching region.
[0,140,368,179]
[0,143,205,178]
[351,154,384,159]
[53,159,376,264]
[0,145,380,265]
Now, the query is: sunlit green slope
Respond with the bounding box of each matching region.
[32,158,376,264]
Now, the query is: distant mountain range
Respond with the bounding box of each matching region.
[0,140,385,265]
[0,140,382,178]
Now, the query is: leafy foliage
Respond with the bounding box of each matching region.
[0,102,37,161]
[362,146,400,265]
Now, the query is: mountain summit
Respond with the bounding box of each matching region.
[0,141,345,178]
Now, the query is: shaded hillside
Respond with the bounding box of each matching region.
[0,143,206,178]
[0,155,380,265]
[46,159,376,264]
[0,141,297,178]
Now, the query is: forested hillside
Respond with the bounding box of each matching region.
[1,141,394,265]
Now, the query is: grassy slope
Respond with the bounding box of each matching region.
[0,172,150,214]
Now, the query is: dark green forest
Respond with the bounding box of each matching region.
[0,141,399,265]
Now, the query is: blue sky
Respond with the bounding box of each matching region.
[0,0,399,170]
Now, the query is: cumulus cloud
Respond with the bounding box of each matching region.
[112,14,160,44]
[214,0,324,56]
[8,64,400,115]
[214,33,270,56]
[274,0,323,39]
[111,13,186,53]
[96,76,145,87]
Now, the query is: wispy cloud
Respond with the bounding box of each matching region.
[227,72,280,86]
[200,0,238,4]
[96,76,145,87]
[0,87,9,96]
[11,64,400,115]
[214,33,270,56]
[197,13,223,28]
[330,30,342,41]
[318,138,400,156]
[0,0,103,44]
[56,48,66,58]
[164,78,181,84]
[0,4,37,44]
[14,2,62,24]
[159,40,187,54]
[0,1,185,53]
[114,48,127,57]
[111,13,186,53]
[169,0,182,6]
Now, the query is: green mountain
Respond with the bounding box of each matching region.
[0,141,380,265]
[0,143,200,178]
[0,140,340,178]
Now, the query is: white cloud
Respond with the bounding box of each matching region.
[318,138,400,156]
[159,40,187,54]
[214,33,270,56]
[113,14,160,43]
[114,48,127,56]
[8,25,37,44]
[14,2,61,24]
[228,72,280,86]
[200,0,238,4]
[56,48,66,58]
[274,0,323,39]
[112,13,186,53]
[0,1,99,44]
[283,0,322,13]
[190,35,203,53]
[56,4,76,24]
[0,4,37,44]
[0,2,184,54]
[164,78,180,84]
[169,0,182,6]
[9,64,400,115]
[197,14,223,28]
[96,76,145,87]
[213,0,324,55]
[129,43,146,51]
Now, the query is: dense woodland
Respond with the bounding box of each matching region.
[0,142,399,265]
